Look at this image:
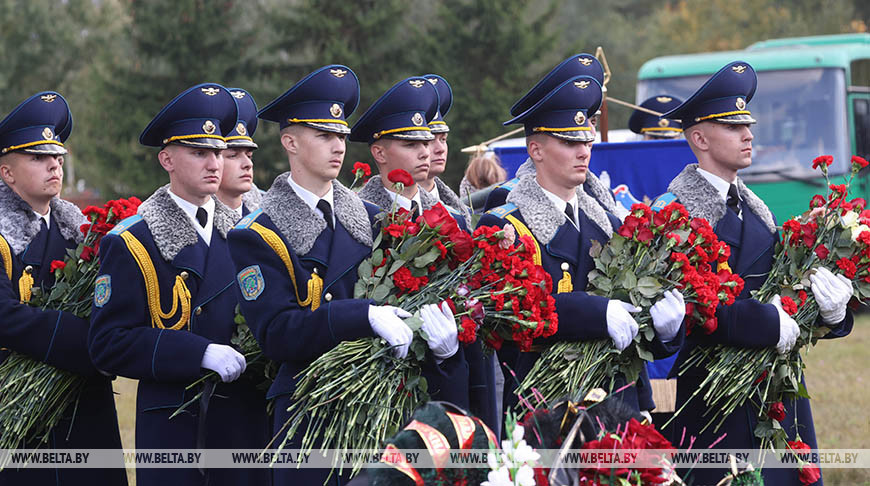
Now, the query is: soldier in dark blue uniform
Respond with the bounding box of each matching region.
[483,54,621,217]
[477,75,686,417]
[0,92,127,485]
[653,61,853,486]
[218,88,261,218]
[628,95,684,140]
[227,65,461,486]
[88,84,271,486]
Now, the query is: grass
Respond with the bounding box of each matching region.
[110,317,870,486]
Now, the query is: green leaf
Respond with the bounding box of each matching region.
[372,284,390,302]
[636,277,662,299]
[796,381,812,399]
[636,346,654,362]
[404,315,423,332]
[413,247,440,268]
[387,259,406,276]
[621,270,637,290]
[589,239,603,258]
[358,260,373,279]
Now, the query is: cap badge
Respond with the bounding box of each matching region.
[330,69,348,78]
[330,103,343,118]
[412,113,424,126]
[656,96,672,103]
[409,79,426,88]
[735,97,746,110]
[574,111,586,126]
[231,91,246,99]
[42,128,53,139]
[578,57,593,66]
[203,120,216,135]
[236,123,247,136]
[574,80,590,89]
[658,118,670,127]
[201,87,220,96]
[732,65,747,74]
[40,94,57,103]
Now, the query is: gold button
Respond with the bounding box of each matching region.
[180,271,189,280]
[561,262,569,271]
[324,293,333,302]
[195,307,202,316]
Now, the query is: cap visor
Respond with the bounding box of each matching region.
[21,143,68,155]
[713,113,756,125]
[383,130,434,141]
[225,139,259,149]
[301,121,351,134]
[547,130,595,142]
[172,138,228,149]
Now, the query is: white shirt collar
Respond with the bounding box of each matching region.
[288,174,335,226]
[385,184,422,213]
[422,181,439,202]
[696,168,737,203]
[535,179,579,228]
[33,208,51,230]
[167,189,215,245]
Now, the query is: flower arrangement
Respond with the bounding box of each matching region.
[0,197,140,461]
[519,201,742,404]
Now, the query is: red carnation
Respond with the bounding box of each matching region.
[50,260,66,273]
[80,246,96,262]
[458,317,477,344]
[814,244,829,260]
[836,257,857,279]
[353,161,372,178]
[809,194,826,209]
[781,296,798,316]
[798,290,808,307]
[383,223,405,238]
[766,401,786,421]
[753,370,769,385]
[387,169,414,187]
[852,155,869,169]
[812,155,833,169]
[788,441,821,485]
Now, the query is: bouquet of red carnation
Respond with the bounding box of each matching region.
[278,170,557,476]
[520,202,742,404]
[0,197,140,458]
[681,155,870,451]
[576,417,678,485]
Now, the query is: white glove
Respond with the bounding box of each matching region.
[650,289,685,342]
[639,410,653,424]
[771,295,799,355]
[368,305,413,358]
[201,344,247,382]
[606,300,640,351]
[420,302,460,361]
[811,267,852,325]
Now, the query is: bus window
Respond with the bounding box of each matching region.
[855,97,869,159]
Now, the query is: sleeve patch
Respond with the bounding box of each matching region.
[94,275,112,307]
[237,265,265,301]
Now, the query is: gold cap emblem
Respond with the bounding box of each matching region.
[40,94,57,103]
[231,90,246,99]
[203,120,216,134]
[201,87,220,96]
[236,123,247,136]
[732,65,747,74]
[411,113,424,126]
[735,97,746,110]
[656,96,672,103]
[330,68,347,78]
[658,118,670,128]
[409,79,426,88]
[428,77,438,85]
[330,103,343,118]
[574,80,590,89]
[578,57,593,66]
[574,111,586,126]
[42,127,53,139]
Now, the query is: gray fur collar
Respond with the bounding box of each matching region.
[137,185,237,262]
[506,175,612,245]
[260,172,373,256]
[668,164,776,233]
[242,184,262,213]
[511,157,617,213]
[0,180,86,254]
[358,176,441,213]
[433,177,472,227]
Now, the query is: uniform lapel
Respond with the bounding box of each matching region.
[715,209,743,270]
[323,220,371,291]
[171,236,208,295]
[735,202,775,276]
[545,221,580,268]
[195,231,235,306]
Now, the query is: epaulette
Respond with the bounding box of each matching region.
[444,205,462,216]
[234,208,263,229]
[108,215,143,235]
[486,202,518,218]
[651,192,677,212]
[498,177,519,191]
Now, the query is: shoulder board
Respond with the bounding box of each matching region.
[486,202,518,218]
[108,215,143,235]
[444,205,461,215]
[234,208,263,229]
[498,177,519,191]
[651,192,677,212]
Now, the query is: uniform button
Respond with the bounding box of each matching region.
[180,271,189,280]
[195,307,202,316]
[324,292,333,302]
[561,262,569,271]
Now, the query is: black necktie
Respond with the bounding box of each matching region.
[317,199,334,230]
[195,207,208,228]
[564,203,575,226]
[726,184,740,215]
[410,200,420,220]
[39,217,48,231]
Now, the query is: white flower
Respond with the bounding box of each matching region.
[515,464,537,486]
[841,211,859,229]
[513,440,541,464]
[499,224,517,249]
[852,223,870,242]
[481,466,514,486]
[511,424,526,444]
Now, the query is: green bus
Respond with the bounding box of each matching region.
[637,33,870,220]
